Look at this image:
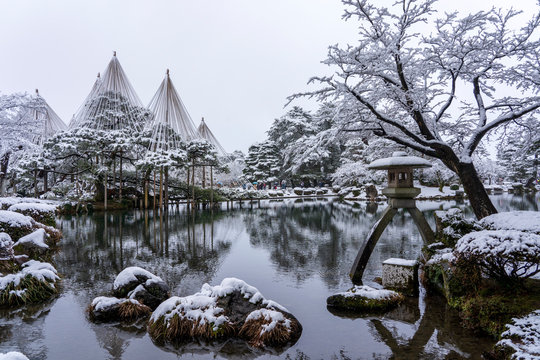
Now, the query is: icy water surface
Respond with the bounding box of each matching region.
[0,193,538,359]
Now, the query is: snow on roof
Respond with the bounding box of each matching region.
[480,211,540,234]
[368,151,432,170]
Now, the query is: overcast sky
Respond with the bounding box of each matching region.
[0,0,537,153]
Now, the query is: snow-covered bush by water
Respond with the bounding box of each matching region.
[7,202,57,226]
[454,230,540,284]
[495,310,540,359]
[0,260,59,305]
[480,211,540,234]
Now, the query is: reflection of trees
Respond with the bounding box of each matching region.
[56,208,234,295]
[243,201,428,289]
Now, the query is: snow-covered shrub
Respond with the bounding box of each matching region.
[0,210,34,241]
[449,184,459,191]
[293,187,303,196]
[494,310,540,360]
[435,208,483,247]
[454,230,540,285]
[0,260,59,306]
[480,211,540,234]
[7,203,57,226]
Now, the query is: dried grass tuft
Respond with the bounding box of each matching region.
[148,313,236,343]
[0,274,58,306]
[118,301,151,320]
[239,315,301,348]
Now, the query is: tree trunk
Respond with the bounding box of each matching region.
[0,152,9,196]
[34,170,39,198]
[202,166,206,188]
[456,162,497,219]
[43,170,48,193]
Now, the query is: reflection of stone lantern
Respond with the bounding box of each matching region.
[350,151,435,284]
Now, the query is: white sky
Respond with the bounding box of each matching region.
[0,0,537,153]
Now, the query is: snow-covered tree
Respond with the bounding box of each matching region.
[243,141,281,183]
[292,0,540,219]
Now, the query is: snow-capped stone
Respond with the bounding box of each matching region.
[327,285,404,312]
[112,266,169,309]
[148,277,302,348]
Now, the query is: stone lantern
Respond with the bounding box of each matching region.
[350,151,435,284]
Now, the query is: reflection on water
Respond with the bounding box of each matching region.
[0,194,538,359]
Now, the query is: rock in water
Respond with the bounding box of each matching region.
[112,266,169,310]
[148,277,302,348]
[327,285,404,312]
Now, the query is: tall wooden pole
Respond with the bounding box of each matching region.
[153,171,157,210]
[164,167,169,211]
[202,166,206,188]
[210,166,214,208]
[104,171,108,210]
[191,161,195,207]
[159,166,164,211]
[186,166,190,210]
[119,150,123,200]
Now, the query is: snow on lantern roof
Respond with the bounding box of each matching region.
[367,151,432,170]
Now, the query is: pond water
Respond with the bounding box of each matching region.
[0,193,538,359]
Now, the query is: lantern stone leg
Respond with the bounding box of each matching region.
[350,206,398,284]
[406,207,435,244]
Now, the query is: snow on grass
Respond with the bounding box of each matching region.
[0,352,29,360]
[0,211,33,228]
[13,229,49,250]
[335,285,401,300]
[113,266,163,291]
[0,260,59,290]
[0,196,59,209]
[496,310,540,359]
[480,211,540,234]
[245,309,291,335]
[91,296,140,312]
[0,260,59,305]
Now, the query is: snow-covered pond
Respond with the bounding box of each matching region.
[1,193,538,359]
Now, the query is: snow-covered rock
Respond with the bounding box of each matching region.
[13,229,49,257]
[495,310,540,359]
[148,277,302,348]
[0,352,29,360]
[326,285,404,312]
[113,266,169,310]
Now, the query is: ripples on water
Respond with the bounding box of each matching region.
[0,193,538,359]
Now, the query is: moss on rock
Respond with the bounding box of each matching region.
[326,285,404,313]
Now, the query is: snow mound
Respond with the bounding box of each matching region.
[113,266,163,291]
[496,310,540,359]
[0,352,29,360]
[480,211,540,234]
[13,229,49,250]
[91,296,140,312]
[245,309,291,335]
[0,260,59,305]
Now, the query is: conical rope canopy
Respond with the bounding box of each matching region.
[197,118,227,157]
[69,52,147,132]
[32,89,67,145]
[145,70,199,152]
